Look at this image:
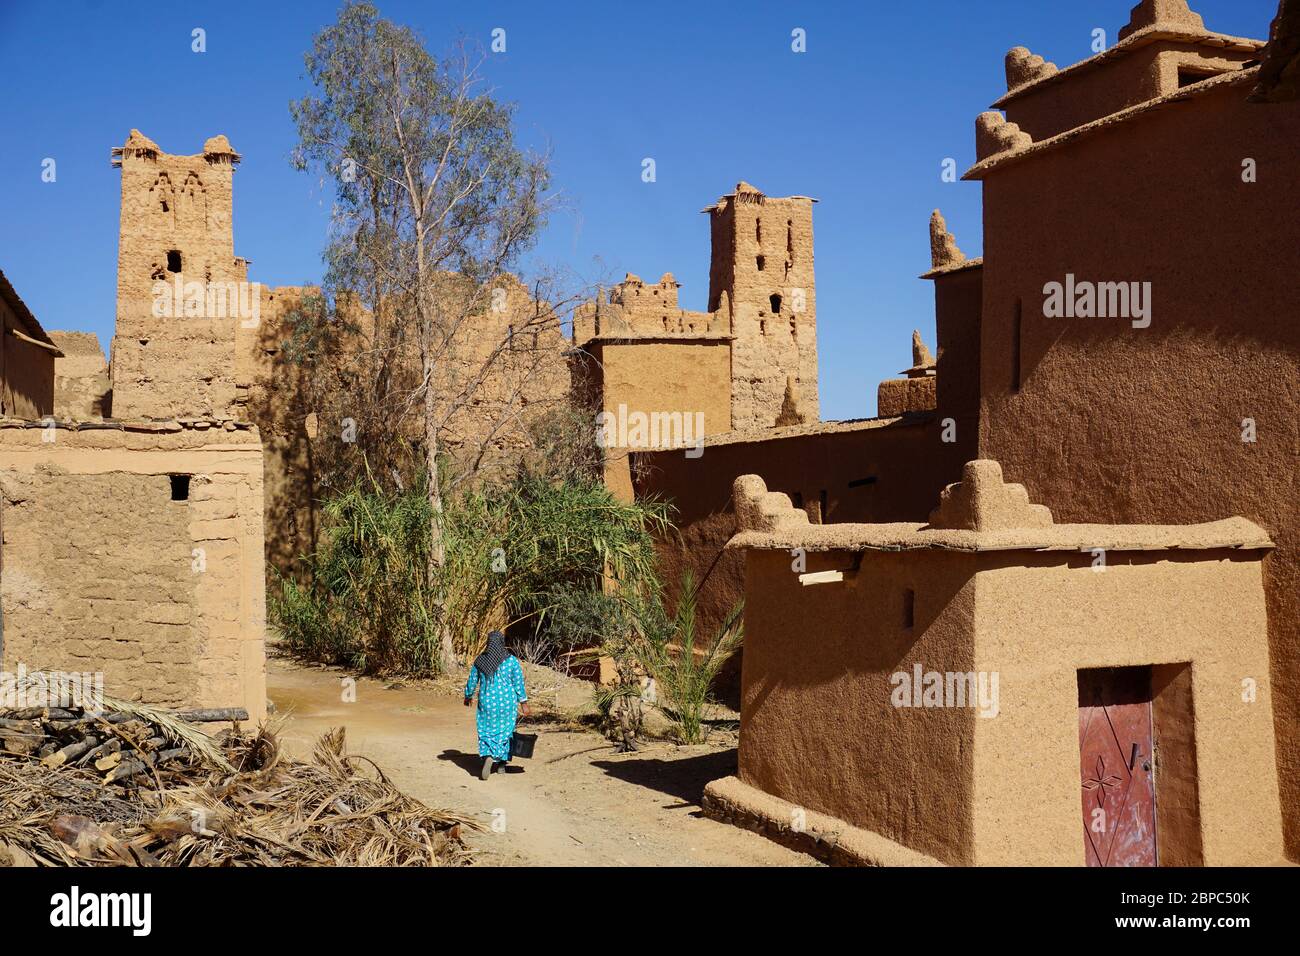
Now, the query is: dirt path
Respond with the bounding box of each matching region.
[266,656,817,867]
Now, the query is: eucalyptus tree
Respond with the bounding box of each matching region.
[291,2,559,669]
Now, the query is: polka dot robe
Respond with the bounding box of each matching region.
[464,655,528,761]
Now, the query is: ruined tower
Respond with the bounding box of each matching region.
[110,130,249,419]
[705,182,819,429]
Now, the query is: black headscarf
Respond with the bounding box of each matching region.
[473,630,510,679]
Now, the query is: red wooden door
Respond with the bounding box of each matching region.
[1078,668,1157,867]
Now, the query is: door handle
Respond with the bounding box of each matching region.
[1128,743,1151,773]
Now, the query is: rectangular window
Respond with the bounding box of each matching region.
[1177,67,1219,88]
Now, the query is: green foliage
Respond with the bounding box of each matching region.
[290,0,548,299]
[272,469,438,673]
[607,570,744,745]
[270,467,670,676]
[443,473,669,660]
[533,582,628,662]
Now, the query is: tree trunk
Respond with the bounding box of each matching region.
[416,231,456,676]
[424,356,456,673]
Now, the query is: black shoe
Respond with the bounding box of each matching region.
[480,756,494,780]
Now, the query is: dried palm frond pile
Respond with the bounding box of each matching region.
[0,700,475,867]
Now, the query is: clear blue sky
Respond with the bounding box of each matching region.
[0,0,1275,420]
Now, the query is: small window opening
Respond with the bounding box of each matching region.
[166,250,183,274]
[170,474,191,501]
[759,318,767,335]
[787,220,794,255]
[756,218,762,243]
[1178,67,1219,88]
[756,255,765,272]
[903,589,915,629]
[769,293,782,314]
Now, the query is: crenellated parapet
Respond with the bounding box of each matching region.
[1119,0,1205,42]
[928,209,967,271]
[733,474,811,534]
[975,111,1033,161]
[927,460,1053,532]
[1004,46,1058,91]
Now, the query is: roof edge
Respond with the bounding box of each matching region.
[726,515,1274,555]
[964,67,1257,180]
[992,24,1265,107]
[920,257,984,280]
[0,269,59,351]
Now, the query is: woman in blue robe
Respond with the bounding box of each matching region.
[463,631,530,779]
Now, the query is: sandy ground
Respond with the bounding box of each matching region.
[266,655,818,867]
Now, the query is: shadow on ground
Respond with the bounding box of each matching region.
[438,749,526,777]
[591,748,739,805]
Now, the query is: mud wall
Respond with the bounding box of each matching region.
[970,550,1281,866]
[976,79,1300,854]
[49,331,111,419]
[1002,40,1257,142]
[738,547,977,864]
[0,423,267,721]
[633,415,969,701]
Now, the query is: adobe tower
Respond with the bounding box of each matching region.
[110,129,249,419]
[705,182,819,429]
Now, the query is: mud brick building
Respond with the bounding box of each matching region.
[0,421,266,715]
[3,126,576,720]
[627,0,1299,863]
[706,462,1283,866]
[0,133,270,722]
[967,0,1300,858]
[1,0,1294,866]
[572,182,820,498]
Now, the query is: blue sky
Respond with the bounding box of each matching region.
[0,0,1276,420]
